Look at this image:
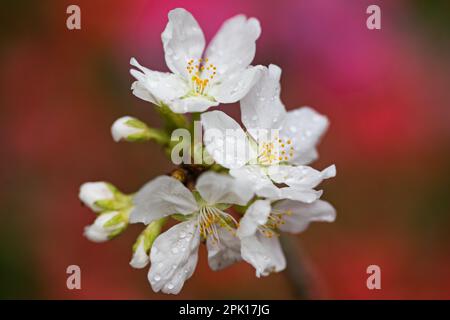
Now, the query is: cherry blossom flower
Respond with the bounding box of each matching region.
[201,64,336,201]
[237,199,336,277]
[130,8,263,113]
[129,172,253,294]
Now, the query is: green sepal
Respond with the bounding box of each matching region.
[132,217,168,253]
[157,103,189,130]
[171,213,194,222]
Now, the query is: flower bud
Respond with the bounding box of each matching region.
[111,116,149,142]
[84,211,128,242]
[129,218,167,269]
[129,237,149,269]
[79,182,114,212]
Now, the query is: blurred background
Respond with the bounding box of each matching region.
[0,0,449,299]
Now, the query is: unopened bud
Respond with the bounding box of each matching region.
[84,210,129,242]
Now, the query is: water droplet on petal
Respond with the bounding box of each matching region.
[167,283,174,290]
[154,275,161,282]
[171,247,179,254]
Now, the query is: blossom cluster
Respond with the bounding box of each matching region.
[79,8,336,294]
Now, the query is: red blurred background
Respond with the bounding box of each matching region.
[1,0,449,299]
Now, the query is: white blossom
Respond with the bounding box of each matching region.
[129,172,253,294]
[237,199,336,277]
[202,64,336,202]
[130,8,263,113]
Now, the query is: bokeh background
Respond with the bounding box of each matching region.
[1,0,449,299]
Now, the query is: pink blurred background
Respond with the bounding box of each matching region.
[1,0,449,299]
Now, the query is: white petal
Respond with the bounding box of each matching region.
[277,165,336,189]
[240,64,286,136]
[130,58,188,104]
[84,211,124,243]
[205,14,261,80]
[201,111,254,169]
[79,182,114,212]
[196,172,253,206]
[237,200,271,238]
[161,8,205,78]
[129,240,149,269]
[131,81,157,104]
[111,116,143,142]
[206,227,241,271]
[240,232,286,277]
[168,96,219,113]
[130,176,198,224]
[229,165,275,196]
[280,107,329,165]
[275,200,336,234]
[209,65,262,103]
[273,187,323,203]
[148,219,200,294]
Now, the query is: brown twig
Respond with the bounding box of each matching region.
[280,235,324,300]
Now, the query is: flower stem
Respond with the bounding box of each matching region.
[280,235,322,300]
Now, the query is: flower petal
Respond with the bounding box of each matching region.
[272,187,323,203]
[261,165,335,202]
[131,80,157,104]
[240,65,286,136]
[196,172,253,206]
[271,165,336,189]
[229,165,279,199]
[148,219,200,294]
[130,176,198,224]
[130,58,188,104]
[201,111,254,169]
[209,65,262,104]
[205,14,261,80]
[237,200,271,238]
[161,8,205,78]
[280,107,329,165]
[241,231,286,277]
[275,200,336,234]
[169,96,219,113]
[206,227,241,271]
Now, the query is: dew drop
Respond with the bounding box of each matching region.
[171,247,179,254]
[167,283,174,290]
[154,275,161,282]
